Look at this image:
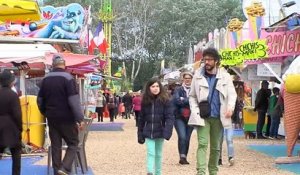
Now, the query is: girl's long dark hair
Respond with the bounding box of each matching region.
[142,78,169,106]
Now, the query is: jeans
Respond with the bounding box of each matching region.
[146,138,164,175]
[125,106,131,119]
[265,115,271,136]
[220,128,234,159]
[270,115,280,138]
[196,118,223,175]
[174,118,193,158]
[256,110,266,137]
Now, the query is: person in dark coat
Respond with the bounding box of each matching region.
[138,78,174,175]
[254,80,270,139]
[0,70,22,175]
[122,91,133,119]
[37,55,84,175]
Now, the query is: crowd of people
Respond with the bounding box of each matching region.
[0,47,287,175]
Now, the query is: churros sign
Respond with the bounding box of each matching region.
[220,39,268,66]
[261,29,300,57]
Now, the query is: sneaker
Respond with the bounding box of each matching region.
[268,136,274,140]
[218,159,223,166]
[179,158,190,165]
[229,157,234,166]
[57,169,69,175]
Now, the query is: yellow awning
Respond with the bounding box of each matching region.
[0,0,41,22]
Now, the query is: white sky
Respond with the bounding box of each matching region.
[242,0,300,26]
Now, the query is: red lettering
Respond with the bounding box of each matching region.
[295,33,300,53]
[271,35,282,55]
[286,33,295,53]
[281,33,286,53]
[266,35,272,55]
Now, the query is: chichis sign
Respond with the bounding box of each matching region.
[261,29,300,57]
[220,40,268,66]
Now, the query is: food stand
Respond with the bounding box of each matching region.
[0,1,106,153]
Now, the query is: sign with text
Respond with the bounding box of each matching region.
[220,40,268,65]
[247,65,270,81]
[261,29,300,58]
[245,57,283,65]
[257,62,282,77]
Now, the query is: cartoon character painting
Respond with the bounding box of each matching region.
[0,3,86,40]
[35,3,85,39]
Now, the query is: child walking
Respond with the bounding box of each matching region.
[137,78,174,175]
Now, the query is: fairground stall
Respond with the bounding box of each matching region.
[0,1,107,154]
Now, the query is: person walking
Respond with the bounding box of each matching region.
[96,91,106,122]
[123,91,133,119]
[173,71,194,165]
[114,93,121,119]
[137,78,174,175]
[107,93,116,122]
[132,92,142,127]
[0,70,22,175]
[37,55,84,175]
[254,80,270,139]
[269,87,282,139]
[219,128,235,166]
[188,48,237,175]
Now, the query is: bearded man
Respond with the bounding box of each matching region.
[188,48,237,175]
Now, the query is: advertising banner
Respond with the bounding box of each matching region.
[220,39,268,66]
[261,29,300,58]
[0,3,86,40]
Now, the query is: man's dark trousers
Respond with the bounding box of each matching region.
[0,146,21,175]
[125,106,131,119]
[256,110,266,137]
[48,121,79,174]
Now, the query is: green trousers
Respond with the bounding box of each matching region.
[196,118,223,175]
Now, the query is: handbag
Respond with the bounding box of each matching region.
[198,79,218,119]
[181,107,191,119]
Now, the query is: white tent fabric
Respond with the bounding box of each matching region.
[0,44,57,63]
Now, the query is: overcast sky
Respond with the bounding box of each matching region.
[242,0,299,27]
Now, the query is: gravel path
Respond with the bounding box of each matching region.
[39,117,298,175]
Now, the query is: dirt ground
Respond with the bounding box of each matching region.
[39,117,297,175]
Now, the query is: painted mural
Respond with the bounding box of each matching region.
[0,3,86,40]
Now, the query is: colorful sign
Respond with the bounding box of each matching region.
[261,29,300,58]
[0,3,86,40]
[244,57,283,65]
[220,39,268,66]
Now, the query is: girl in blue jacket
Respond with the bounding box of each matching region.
[138,78,174,175]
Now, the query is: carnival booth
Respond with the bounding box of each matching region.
[0,47,101,151]
[0,1,109,154]
[219,2,300,161]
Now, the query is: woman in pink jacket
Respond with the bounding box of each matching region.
[132,92,142,127]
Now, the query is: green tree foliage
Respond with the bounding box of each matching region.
[43,0,244,91]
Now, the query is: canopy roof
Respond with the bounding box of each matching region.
[0,44,57,63]
[0,44,105,76]
[0,0,41,22]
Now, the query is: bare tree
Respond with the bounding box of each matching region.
[112,0,153,86]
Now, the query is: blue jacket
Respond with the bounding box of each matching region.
[138,99,174,141]
[173,86,190,120]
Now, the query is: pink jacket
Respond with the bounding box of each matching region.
[132,96,142,111]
